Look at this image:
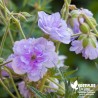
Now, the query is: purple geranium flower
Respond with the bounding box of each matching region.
[38,11,72,44]
[70,40,98,60]
[2,54,14,76]
[18,81,31,98]
[11,37,58,81]
[68,8,93,34]
[47,78,59,93]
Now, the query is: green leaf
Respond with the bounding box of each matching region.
[28,86,47,98]
[90,17,97,26]
[64,69,78,77]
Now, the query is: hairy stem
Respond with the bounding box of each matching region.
[0,79,16,98]
[0,1,26,39]
[3,67,21,98]
[55,42,60,52]
[0,60,12,66]
[39,76,47,92]
[0,24,9,56]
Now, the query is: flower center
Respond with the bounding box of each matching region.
[31,55,36,60]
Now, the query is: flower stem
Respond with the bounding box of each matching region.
[0,79,16,98]
[8,30,14,45]
[0,1,26,39]
[12,17,26,39]
[63,0,71,20]
[39,76,47,92]
[0,60,12,66]
[3,67,21,98]
[55,42,60,52]
[0,24,9,56]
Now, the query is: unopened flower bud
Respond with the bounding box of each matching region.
[89,35,97,48]
[82,37,89,48]
[82,34,97,48]
[80,23,90,34]
[70,10,79,18]
[90,17,97,27]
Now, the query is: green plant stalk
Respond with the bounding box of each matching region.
[82,14,98,34]
[0,2,26,39]
[64,0,71,20]
[3,67,21,98]
[61,3,66,19]
[2,0,7,18]
[12,17,26,39]
[8,30,14,45]
[55,42,60,52]
[68,0,71,4]
[0,1,14,45]
[39,76,47,92]
[0,24,9,56]
[0,60,12,66]
[0,79,16,98]
[0,10,6,24]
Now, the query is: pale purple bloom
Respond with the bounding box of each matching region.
[11,37,58,81]
[18,81,31,98]
[70,40,83,54]
[2,54,14,76]
[68,9,93,34]
[47,78,59,93]
[38,11,71,44]
[81,9,93,17]
[82,45,98,60]
[70,40,98,60]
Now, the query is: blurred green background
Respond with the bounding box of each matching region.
[0,0,98,98]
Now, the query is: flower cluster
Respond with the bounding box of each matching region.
[2,2,98,98]
[68,8,98,60]
[68,8,93,34]
[70,39,98,60]
[37,9,98,60]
